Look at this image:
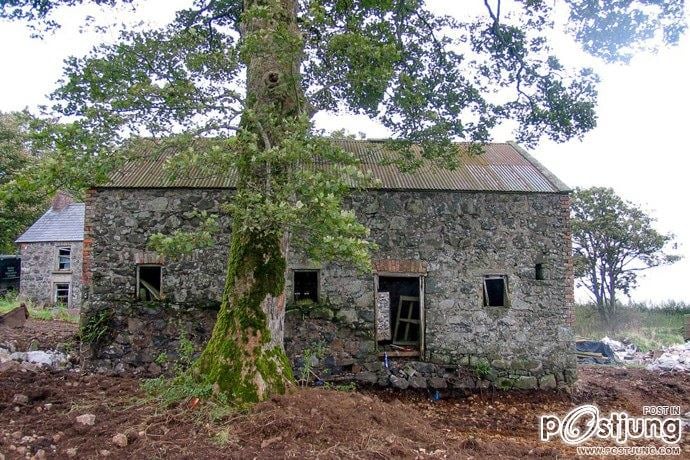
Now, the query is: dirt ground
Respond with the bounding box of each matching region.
[0,318,77,351]
[1,320,689,459]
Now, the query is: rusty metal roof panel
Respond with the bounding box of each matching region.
[103,139,568,193]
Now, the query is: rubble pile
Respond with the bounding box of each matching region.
[577,336,690,373]
[646,342,690,373]
[600,336,645,363]
[0,342,74,372]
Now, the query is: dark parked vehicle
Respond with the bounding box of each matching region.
[0,256,20,296]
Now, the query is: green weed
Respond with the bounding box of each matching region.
[141,331,241,421]
[298,341,327,386]
[323,381,357,392]
[0,293,79,323]
[471,360,492,380]
[80,309,111,345]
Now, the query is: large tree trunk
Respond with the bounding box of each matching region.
[194,0,304,403]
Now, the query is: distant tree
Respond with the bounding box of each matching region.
[0,111,115,253]
[0,112,32,185]
[2,0,687,403]
[0,111,48,253]
[571,187,680,327]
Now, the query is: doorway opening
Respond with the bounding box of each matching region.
[376,275,423,352]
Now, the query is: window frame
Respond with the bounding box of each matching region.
[136,264,164,301]
[53,282,70,305]
[292,269,320,303]
[482,275,510,307]
[56,246,72,271]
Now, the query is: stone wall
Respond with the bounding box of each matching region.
[82,188,233,309]
[82,187,575,389]
[19,241,83,309]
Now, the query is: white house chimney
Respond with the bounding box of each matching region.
[51,191,74,211]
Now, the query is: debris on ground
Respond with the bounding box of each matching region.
[646,342,690,373]
[575,339,618,364]
[577,336,690,373]
[0,346,73,371]
[75,414,96,426]
[601,336,639,361]
[0,316,77,352]
[112,433,128,448]
[0,315,78,377]
[0,318,689,458]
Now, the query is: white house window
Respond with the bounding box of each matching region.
[57,247,71,271]
[483,275,509,307]
[54,283,70,305]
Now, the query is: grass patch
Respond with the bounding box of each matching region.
[141,333,242,423]
[323,381,357,392]
[574,301,688,350]
[0,293,79,323]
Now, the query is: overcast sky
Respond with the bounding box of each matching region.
[0,1,688,303]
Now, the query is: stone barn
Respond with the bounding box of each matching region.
[81,140,576,390]
[15,194,84,309]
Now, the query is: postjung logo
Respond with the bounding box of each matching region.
[540,405,682,446]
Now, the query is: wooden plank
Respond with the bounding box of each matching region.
[394,296,419,345]
[139,279,161,301]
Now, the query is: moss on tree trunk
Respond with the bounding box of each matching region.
[194,228,293,402]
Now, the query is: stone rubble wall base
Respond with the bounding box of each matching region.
[285,316,576,391]
[81,303,576,391]
[80,301,218,375]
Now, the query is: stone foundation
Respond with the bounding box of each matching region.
[283,306,575,391]
[85,301,575,390]
[82,302,217,374]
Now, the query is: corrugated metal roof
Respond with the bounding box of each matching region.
[104,139,569,193]
[15,203,85,243]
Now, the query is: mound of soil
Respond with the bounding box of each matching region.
[0,318,77,351]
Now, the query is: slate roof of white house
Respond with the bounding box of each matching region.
[15,203,85,243]
[105,139,570,193]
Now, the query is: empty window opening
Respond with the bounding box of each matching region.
[535,263,545,280]
[54,283,70,305]
[378,276,421,348]
[57,247,71,270]
[483,276,509,307]
[293,270,319,303]
[137,265,162,301]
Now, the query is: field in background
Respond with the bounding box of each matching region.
[0,293,79,323]
[574,301,689,351]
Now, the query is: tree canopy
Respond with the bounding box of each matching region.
[571,187,680,325]
[1,0,686,403]
[0,111,43,253]
[0,110,120,253]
